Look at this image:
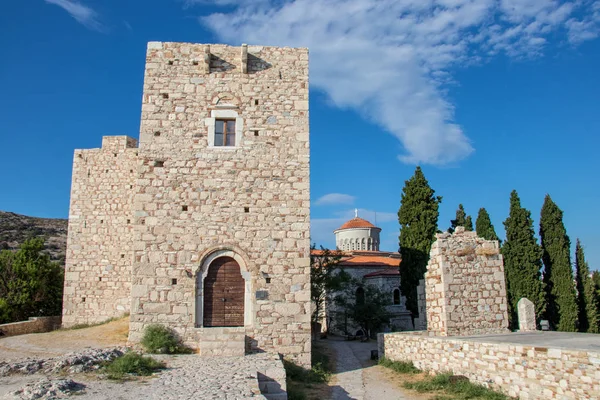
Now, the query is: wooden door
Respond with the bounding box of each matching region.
[203,257,245,327]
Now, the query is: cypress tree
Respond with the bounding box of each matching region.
[398,166,442,317]
[502,190,545,327]
[593,272,600,301]
[593,272,600,329]
[465,215,473,231]
[449,204,472,232]
[540,195,578,332]
[575,240,599,333]
[475,208,500,242]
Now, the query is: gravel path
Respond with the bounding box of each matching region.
[75,354,277,400]
[0,353,286,400]
[326,338,422,400]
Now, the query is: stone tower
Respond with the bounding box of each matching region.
[63,42,311,366]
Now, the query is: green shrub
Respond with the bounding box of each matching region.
[140,324,191,354]
[286,386,307,400]
[378,357,420,374]
[283,359,329,384]
[104,352,165,380]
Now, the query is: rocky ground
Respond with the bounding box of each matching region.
[0,350,281,400]
[0,319,424,400]
[0,211,67,265]
[0,319,283,400]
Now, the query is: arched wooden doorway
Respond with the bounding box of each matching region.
[203,256,245,327]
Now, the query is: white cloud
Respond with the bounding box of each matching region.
[310,218,347,248]
[195,0,600,165]
[566,1,600,44]
[45,0,104,32]
[314,193,356,206]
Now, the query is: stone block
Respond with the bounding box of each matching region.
[274,303,301,317]
[148,42,163,49]
[517,298,537,332]
[143,302,171,314]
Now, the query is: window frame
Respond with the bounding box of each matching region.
[214,118,236,147]
[206,108,244,148]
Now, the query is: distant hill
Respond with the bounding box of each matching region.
[0,211,68,265]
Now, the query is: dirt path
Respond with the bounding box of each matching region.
[0,318,129,361]
[325,337,426,400]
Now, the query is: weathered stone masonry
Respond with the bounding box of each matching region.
[425,227,509,336]
[63,42,311,366]
[63,136,138,326]
[379,332,600,399]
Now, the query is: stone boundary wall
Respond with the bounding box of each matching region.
[378,332,600,399]
[0,316,62,337]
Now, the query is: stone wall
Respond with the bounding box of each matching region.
[63,136,138,327]
[425,227,509,336]
[379,332,600,399]
[0,316,62,337]
[128,42,311,366]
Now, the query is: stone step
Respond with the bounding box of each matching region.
[257,369,287,400]
[199,326,246,357]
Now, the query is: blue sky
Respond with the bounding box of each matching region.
[1,0,599,270]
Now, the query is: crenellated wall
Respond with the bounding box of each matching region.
[62,136,138,327]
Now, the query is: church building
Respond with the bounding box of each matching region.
[317,212,413,335]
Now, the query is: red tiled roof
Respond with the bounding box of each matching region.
[338,255,400,268]
[364,269,400,278]
[310,249,346,256]
[310,249,401,268]
[336,217,378,230]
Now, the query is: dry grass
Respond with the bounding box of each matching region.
[0,317,130,360]
[379,359,512,400]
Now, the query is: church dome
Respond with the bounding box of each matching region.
[337,217,377,230]
[334,210,381,251]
